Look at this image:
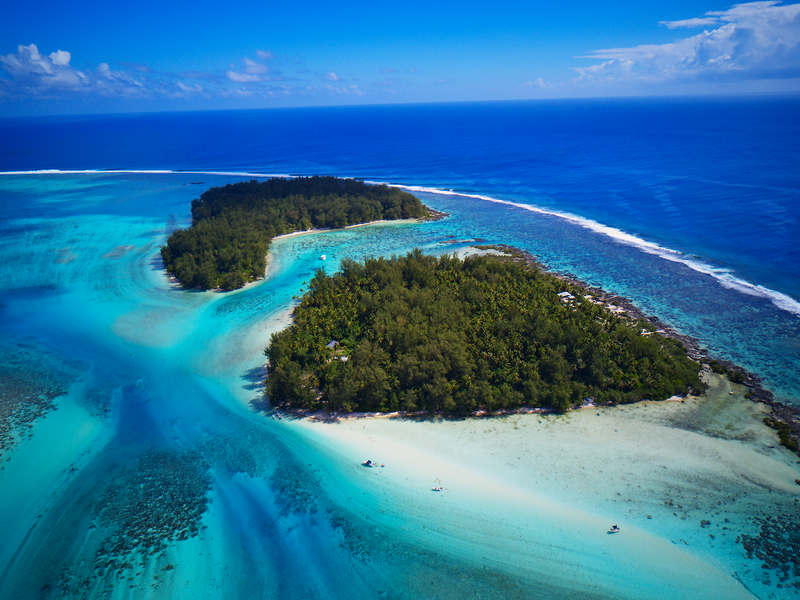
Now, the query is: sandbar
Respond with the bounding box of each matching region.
[282,373,799,599]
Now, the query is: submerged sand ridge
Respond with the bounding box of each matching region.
[285,374,800,599]
[3,174,799,599]
[256,216,800,597]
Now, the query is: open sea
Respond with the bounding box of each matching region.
[1,96,799,599]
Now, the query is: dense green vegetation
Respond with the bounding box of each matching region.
[763,416,800,455]
[265,250,703,414]
[161,176,429,290]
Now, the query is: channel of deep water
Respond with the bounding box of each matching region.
[0,172,798,599]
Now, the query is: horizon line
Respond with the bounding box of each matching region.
[2,90,798,121]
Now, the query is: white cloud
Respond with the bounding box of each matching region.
[97,62,141,84]
[243,57,268,75]
[0,44,89,88]
[165,81,206,99]
[0,43,228,106]
[0,43,365,107]
[226,70,264,83]
[177,82,203,93]
[0,43,155,97]
[331,83,359,94]
[660,1,788,28]
[578,1,800,86]
[49,49,71,67]
[573,59,636,84]
[709,0,785,20]
[660,17,720,29]
[522,77,551,88]
[224,53,279,83]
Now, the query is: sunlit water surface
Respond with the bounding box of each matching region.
[0,172,798,599]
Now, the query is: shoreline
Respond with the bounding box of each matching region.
[283,375,797,599]
[211,206,449,293]
[482,244,781,402]
[264,242,798,452]
[275,379,689,424]
[521,246,800,451]
[269,220,391,242]
[198,219,416,293]
[270,205,448,242]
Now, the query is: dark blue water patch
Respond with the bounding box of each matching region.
[2,97,799,402]
[0,283,62,300]
[3,97,799,303]
[2,161,800,598]
[416,189,800,402]
[113,384,166,450]
[0,222,39,238]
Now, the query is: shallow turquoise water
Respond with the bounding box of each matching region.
[0,173,799,599]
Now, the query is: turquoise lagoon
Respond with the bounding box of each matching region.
[0,172,799,600]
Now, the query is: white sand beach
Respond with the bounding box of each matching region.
[271,220,392,242]
[282,374,800,599]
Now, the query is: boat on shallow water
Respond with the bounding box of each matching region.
[432,486,443,491]
[362,460,374,467]
[608,525,620,534]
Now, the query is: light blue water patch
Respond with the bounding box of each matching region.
[4,98,798,304]
[403,189,800,403]
[0,170,798,599]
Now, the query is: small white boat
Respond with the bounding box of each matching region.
[432,486,443,491]
[608,525,620,534]
[320,254,327,260]
[362,460,374,467]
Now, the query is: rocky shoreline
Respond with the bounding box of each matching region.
[480,243,800,456]
[265,240,799,456]
[422,205,449,221]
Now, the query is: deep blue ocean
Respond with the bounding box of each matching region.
[1,96,799,599]
[3,96,799,399]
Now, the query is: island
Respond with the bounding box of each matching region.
[161,176,432,290]
[163,176,800,449]
[264,248,705,414]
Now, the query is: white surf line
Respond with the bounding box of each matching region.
[4,169,798,317]
[0,168,291,178]
[390,182,800,318]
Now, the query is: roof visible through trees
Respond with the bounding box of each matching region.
[265,250,704,415]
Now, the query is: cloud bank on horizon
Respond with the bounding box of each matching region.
[1,1,798,114]
[575,1,800,85]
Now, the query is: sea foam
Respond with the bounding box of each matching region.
[3,169,797,317]
[0,168,286,178]
[395,183,800,318]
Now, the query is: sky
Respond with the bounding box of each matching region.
[1,0,799,116]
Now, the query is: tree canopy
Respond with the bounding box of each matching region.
[161,176,429,290]
[264,250,703,415]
